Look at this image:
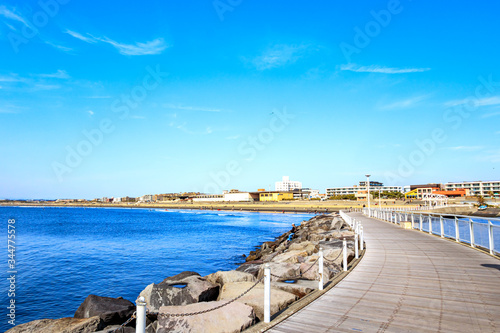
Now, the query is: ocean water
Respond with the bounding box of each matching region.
[0,206,313,331]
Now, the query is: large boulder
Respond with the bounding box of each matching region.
[288,241,317,255]
[272,250,308,264]
[271,280,317,298]
[299,260,331,282]
[95,325,135,333]
[139,271,220,312]
[235,262,262,277]
[156,301,255,333]
[5,316,103,333]
[218,282,297,321]
[257,262,301,282]
[74,295,135,326]
[205,270,256,287]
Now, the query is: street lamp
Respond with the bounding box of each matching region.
[365,174,371,211]
[379,186,382,208]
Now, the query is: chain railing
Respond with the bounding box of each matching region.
[118,213,363,332]
[110,311,136,333]
[152,276,264,318]
[363,208,500,256]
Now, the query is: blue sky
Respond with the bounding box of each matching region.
[1,0,499,199]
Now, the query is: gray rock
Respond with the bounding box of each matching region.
[140,271,220,312]
[5,316,103,333]
[271,280,318,298]
[157,301,255,333]
[205,270,256,287]
[95,325,135,333]
[218,282,297,321]
[236,263,262,277]
[256,262,301,282]
[74,295,135,326]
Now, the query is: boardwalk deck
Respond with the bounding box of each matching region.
[268,212,500,333]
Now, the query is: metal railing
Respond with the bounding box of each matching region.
[363,208,500,256]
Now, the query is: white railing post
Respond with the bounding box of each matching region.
[429,215,433,235]
[343,238,347,271]
[469,218,475,248]
[455,216,460,242]
[360,226,364,251]
[318,247,324,290]
[419,214,423,232]
[264,263,271,323]
[411,214,415,229]
[440,215,444,238]
[488,221,494,255]
[136,296,147,333]
[354,232,359,259]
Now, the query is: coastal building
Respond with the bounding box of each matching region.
[193,191,256,202]
[121,196,136,203]
[193,194,224,202]
[444,181,500,198]
[275,176,302,192]
[291,188,321,199]
[139,195,154,202]
[259,191,294,202]
[405,185,470,199]
[326,181,402,197]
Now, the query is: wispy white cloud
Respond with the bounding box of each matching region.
[97,37,167,56]
[225,135,241,140]
[477,149,500,163]
[341,64,431,74]
[87,110,94,116]
[481,111,500,118]
[33,84,61,90]
[0,6,31,29]
[0,109,18,114]
[163,103,222,112]
[445,146,483,152]
[445,96,500,108]
[86,95,111,99]
[65,30,97,43]
[38,70,70,79]
[169,122,214,135]
[252,44,309,70]
[45,41,73,53]
[65,29,168,55]
[0,74,24,83]
[379,95,428,110]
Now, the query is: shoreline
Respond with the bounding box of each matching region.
[6,210,355,333]
[0,200,421,214]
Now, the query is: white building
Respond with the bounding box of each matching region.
[326,181,402,197]
[445,181,500,197]
[275,176,302,192]
[139,195,154,202]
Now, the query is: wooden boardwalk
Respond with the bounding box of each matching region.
[268,212,500,333]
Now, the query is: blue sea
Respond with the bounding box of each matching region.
[0,206,313,331]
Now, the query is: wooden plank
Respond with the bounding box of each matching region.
[267,212,500,333]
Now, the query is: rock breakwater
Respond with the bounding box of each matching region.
[7,213,357,333]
